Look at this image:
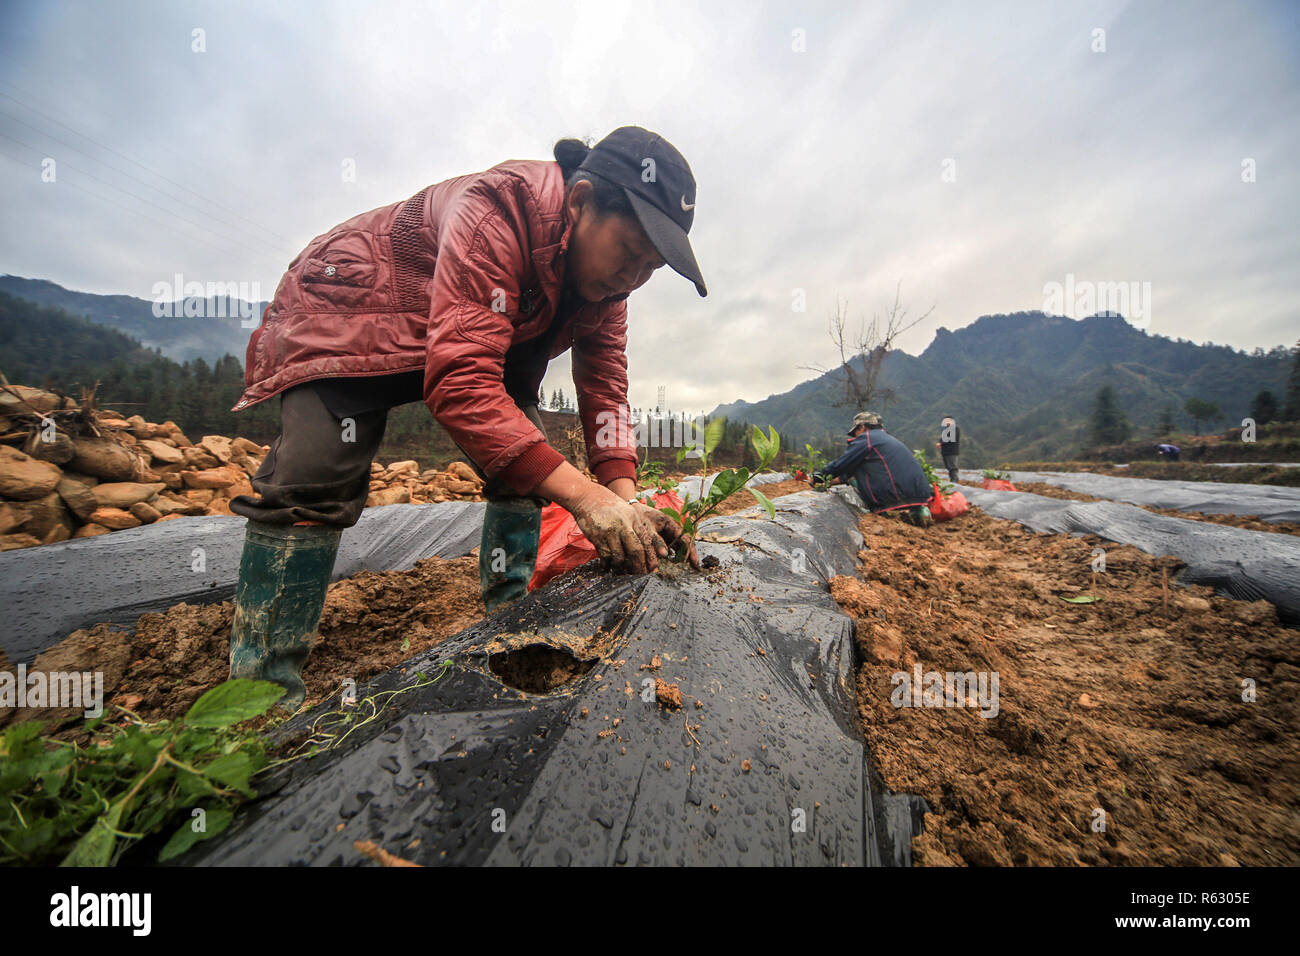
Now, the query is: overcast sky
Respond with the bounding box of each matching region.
[1,0,1296,417]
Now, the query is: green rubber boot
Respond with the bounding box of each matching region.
[228,520,342,713]
[909,505,933,529]
[479,498,542,612]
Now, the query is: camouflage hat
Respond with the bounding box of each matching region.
[848,411,883,435]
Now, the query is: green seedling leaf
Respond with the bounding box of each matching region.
[158,806,233,862]
[201,751,257,797]
[749,487,777,519]
[60,794,127,867]
[704,417,726,456]
[1060,595,1100,604]
[184,679,285,729]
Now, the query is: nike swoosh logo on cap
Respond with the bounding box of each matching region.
[680,195,695,211]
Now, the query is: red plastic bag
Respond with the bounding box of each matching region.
[981,478,1018,491]
[529,489,685,591]
[928,483,970,522]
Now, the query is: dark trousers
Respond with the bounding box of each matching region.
[229,382,546,527]
[942,453,959,482]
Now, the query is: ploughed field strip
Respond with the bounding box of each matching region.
[7,478,1295,866]
[834,498,1298,866]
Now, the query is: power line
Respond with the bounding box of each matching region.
[0,76,296,246]
[0,147,260,262]
[0,125,292,261]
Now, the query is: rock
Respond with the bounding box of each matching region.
[206,497,235,516]
[152,493,207,517]
[446,461,483,484]
[129,501,162,524]
[366,487,411,507]
[0,385,63,415]
[18,491,76,541]
[68,437,137,481]
[72,523,112,538]
[41,523,72,545]
[386,460,419,476]
[222,477,254,500]
[55,475,100,521]
[0,445,63,499]
[199,435,233,463]
[184,488,216,505]
[22,429,76,464]
[0,501,24,534]
[160,421,192,447]
[443,478,481,496]
[127,415,159,439]
[183,464,244,490]
[231,436,264,456]
[1176,595,1212,614]
[91,481,166,509]
[181,446,221,469]
[139,439,184,465]
[0,533,42,551]
[88,506,142,530]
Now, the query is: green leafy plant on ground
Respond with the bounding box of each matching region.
[790,443,826,480]
[676,415,728,476]
[635,447,671,492]
[0,678,284,866]
[913,448,953,495]
[658,424,781,563]
[982,467,1012,481]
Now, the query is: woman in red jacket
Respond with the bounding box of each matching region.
[227,126,705,710]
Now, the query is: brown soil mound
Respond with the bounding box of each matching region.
[1010,480,1300,537]
[5,554,483,733]
[835,506,1299,866]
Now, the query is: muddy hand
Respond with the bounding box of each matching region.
[571,493,668,574]
[631,503,700,570]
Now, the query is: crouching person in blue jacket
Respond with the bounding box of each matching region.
[811,411,934,527]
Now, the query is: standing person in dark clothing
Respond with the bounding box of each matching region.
[811,412,933,527]
[935,416,961,481]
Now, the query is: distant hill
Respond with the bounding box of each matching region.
[0,275,263,365]
[710,312,1293,467]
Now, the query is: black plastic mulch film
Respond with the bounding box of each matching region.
[185,485,927,866]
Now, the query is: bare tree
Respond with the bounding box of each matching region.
[801,281,934,411]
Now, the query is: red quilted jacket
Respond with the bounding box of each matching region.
[233,159,638,495]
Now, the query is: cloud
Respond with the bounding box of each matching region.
[0,0,1295,419]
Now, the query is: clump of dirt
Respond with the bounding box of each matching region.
[834,506,1299,866]
[1010,481,1300,537]
[654,678,682,709]
[7,554,484,734]
[488,643,594,694]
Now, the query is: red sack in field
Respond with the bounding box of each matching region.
[928,483,970,522]
[981,478,1018,491]
[529,489,685,591]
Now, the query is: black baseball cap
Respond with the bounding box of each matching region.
[576,126,707,297]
